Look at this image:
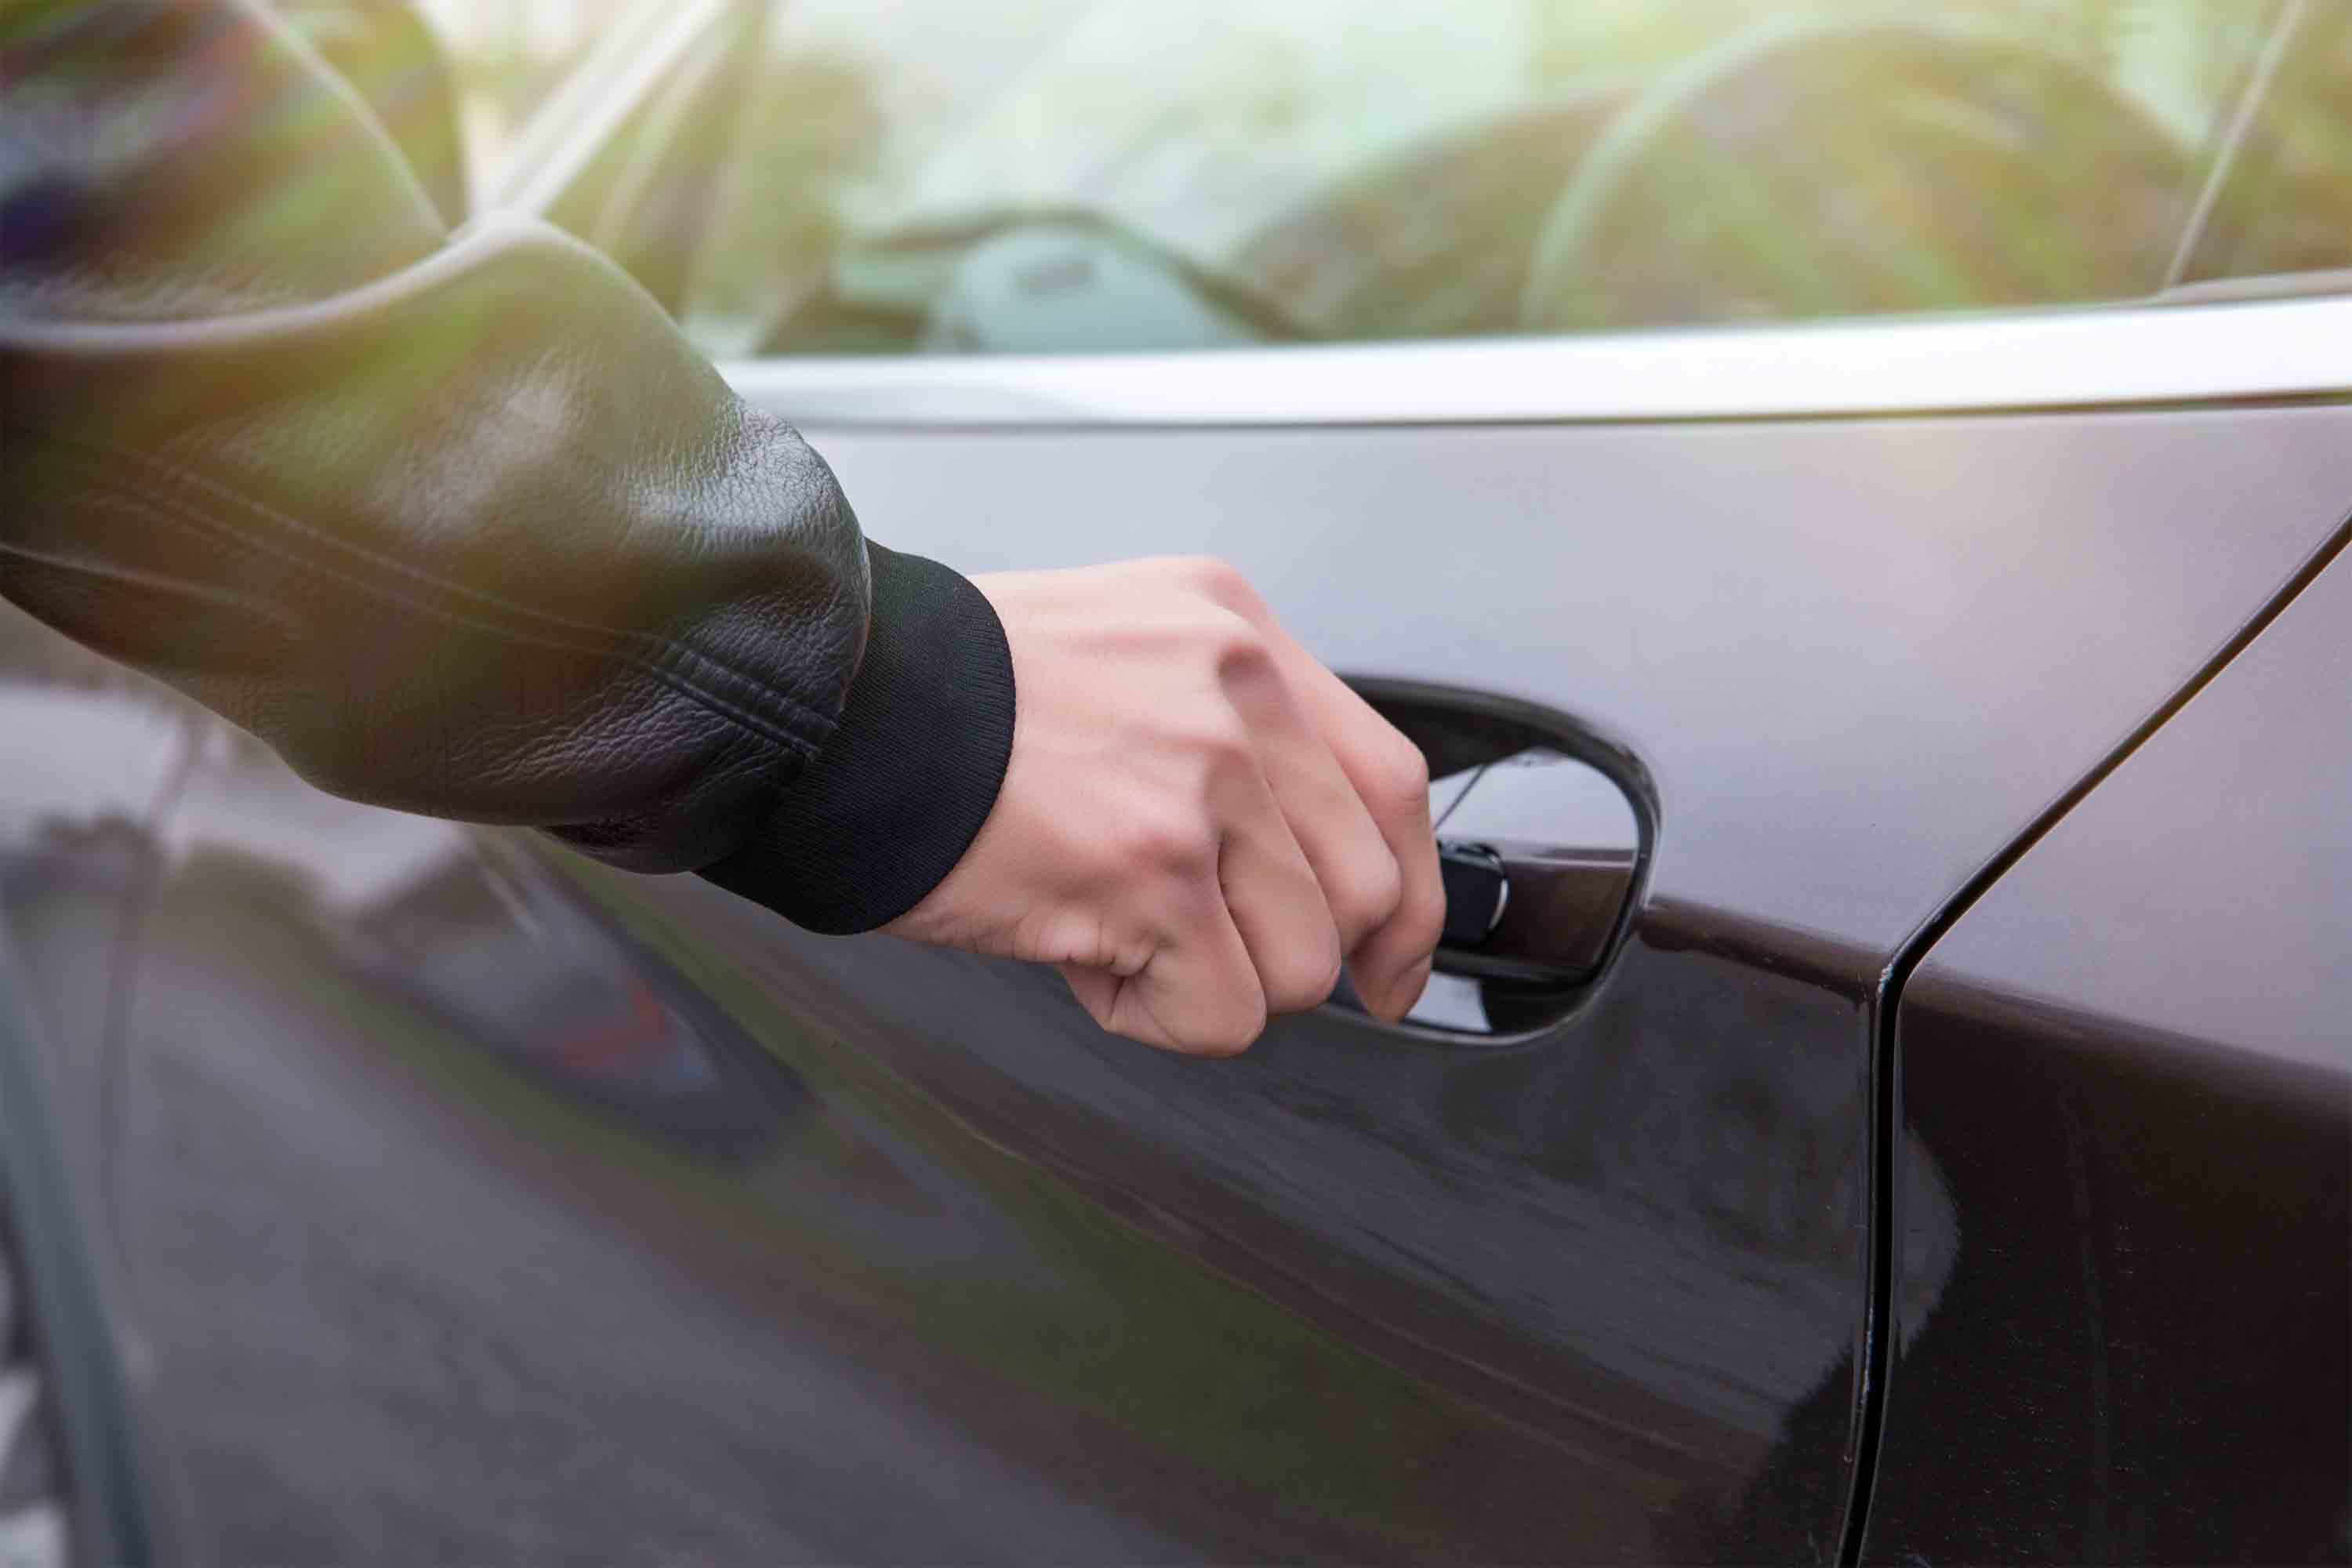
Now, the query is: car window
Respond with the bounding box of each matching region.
[412,0,677,196]
[2172,2,2352,286]
[434,1,2328,356]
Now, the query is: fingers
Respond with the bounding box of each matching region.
[938,556,1442,1058]
[1172,561,1440,1022]
[1059,873,1271,1056]
[1062,763,1338,1054]
[1252,632,1444,1023]
[1178,562,1439,1023]
[1218,637,1403,959]
[1212,761,1347,1016]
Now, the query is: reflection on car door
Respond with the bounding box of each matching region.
[1869,546,2351,1564]
[53,328,2346,1564]
[681,392,2351,1560]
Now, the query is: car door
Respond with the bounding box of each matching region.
[0,612,187,1568]
[1865,543,2350,1566]
[39,3,2352,1566]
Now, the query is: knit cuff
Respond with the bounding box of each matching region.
[700,543,1015,935]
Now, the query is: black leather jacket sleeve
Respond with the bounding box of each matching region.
[1,1,1014,935]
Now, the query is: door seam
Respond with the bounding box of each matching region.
[1833,510,2352,1566]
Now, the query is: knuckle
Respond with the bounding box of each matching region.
[1178,555,1253,608]
[1369,738,1432,815]
[1304,938,1348,1008]
[1261,927,1344,1015]
[1205,613,1274,682]
[1123,809,1215,881]
[1191,710,1256,768]
[1185,1002,1265,1058]
[1171,956,1269,1056]
[1334,855,1405,942]
[1402,876,1449,947]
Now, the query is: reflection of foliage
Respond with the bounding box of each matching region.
[687,50,884,337]
[2182,2,2352,278]
[270,0,470,222]
[1993,0,2266,107]
[1531,0,1767,82]
[1528,0,2272,118]
[449,40,582,127]
[1251,9,2234,340]
[545,855,1497,1554]
[1234,82,1641,338]
[655,0,2325,350]
[423,0,641,124]
[1523,20,2194,330]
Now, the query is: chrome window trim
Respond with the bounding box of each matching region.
[720,294,2352,426]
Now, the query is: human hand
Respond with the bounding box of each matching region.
[885,557,1443,1054]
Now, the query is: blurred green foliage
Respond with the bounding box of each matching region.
[686,50,884,346]
[420,0,2345,351]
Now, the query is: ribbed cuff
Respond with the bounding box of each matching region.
[699,543,1016,935]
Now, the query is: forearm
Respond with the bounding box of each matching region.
[2,0,1012,929]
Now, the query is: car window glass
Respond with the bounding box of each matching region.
[2174,2,2351,285]
[436,2,2313,355]
[412,0,635,196]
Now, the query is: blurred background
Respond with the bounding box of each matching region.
[289,0,2352,358]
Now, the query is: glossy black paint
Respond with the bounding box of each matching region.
[775,406,2352,1552]
[1867,546,2352,1565]
[1,403,2348,1565]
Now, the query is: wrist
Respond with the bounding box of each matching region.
[700,543,1017,935]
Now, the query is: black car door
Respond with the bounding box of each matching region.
[69,384,2343,1568]
[9,4,2349,1565]
[1867,543,2350,1565]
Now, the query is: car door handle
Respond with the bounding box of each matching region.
[1437,840,1510,948]
[1324,680,1650,1037]
[1435,837,1635,987]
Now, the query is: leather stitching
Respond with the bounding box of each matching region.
[18,428,839,756]
[20,437,829,760]
[74,480,824,760]
[101,434,840,739]
[0,537,302,630]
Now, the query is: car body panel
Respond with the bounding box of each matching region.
[5,2,2348,1559]
[0,635,192,1251]
[787,407,2352,950]
[0,395,2330,1563]
[1867,546,2352,1564]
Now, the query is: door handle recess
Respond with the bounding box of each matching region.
[1329,680,1650,1039]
